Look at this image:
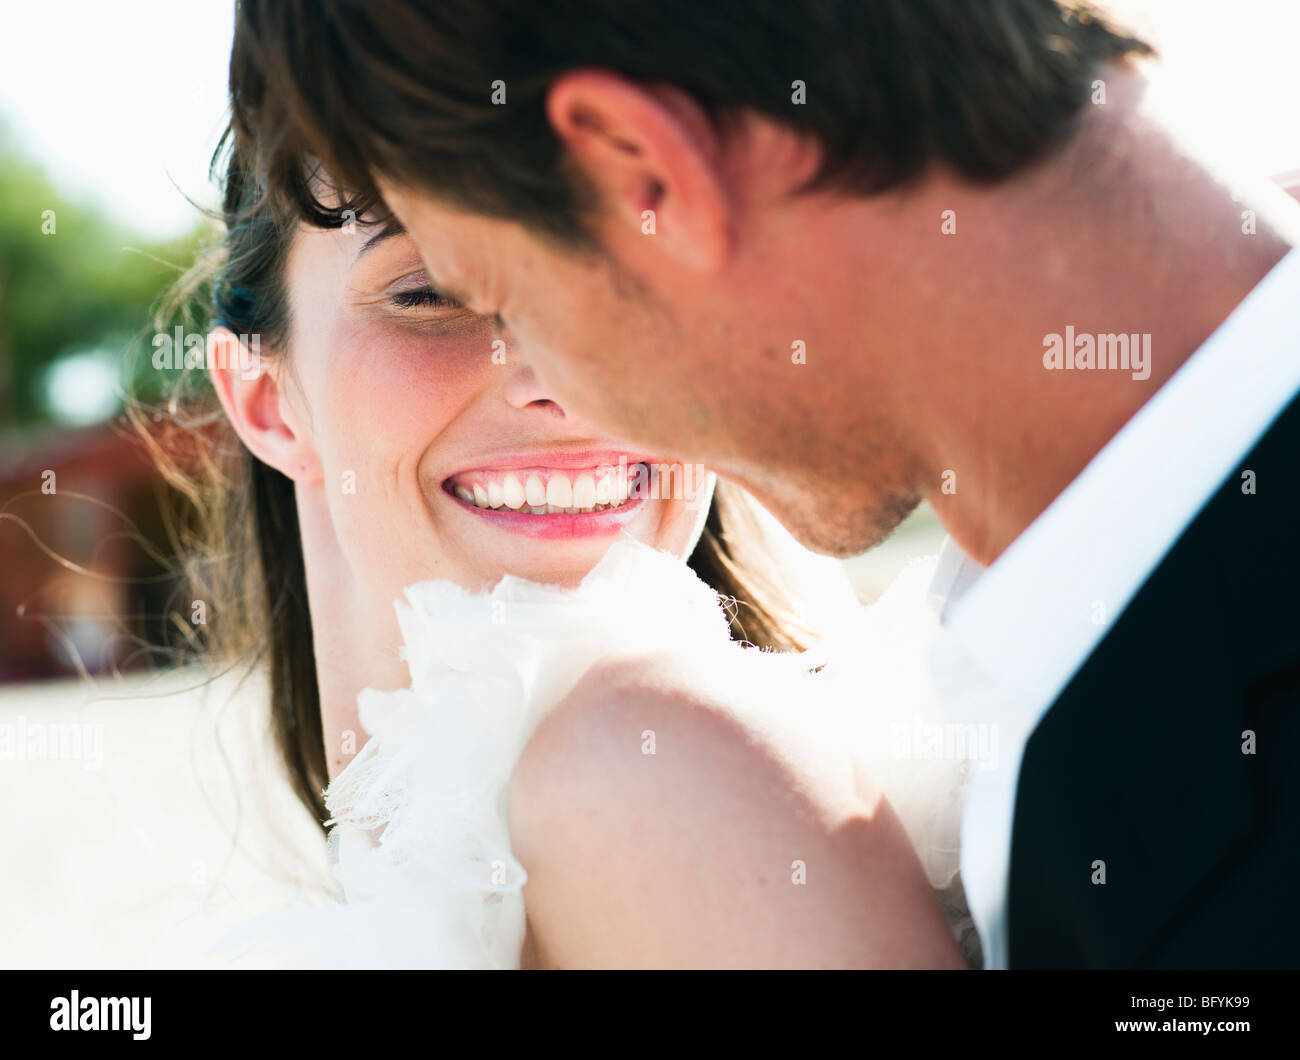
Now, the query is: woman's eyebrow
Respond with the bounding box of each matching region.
[352,219,475,305]
[357,217,407,257]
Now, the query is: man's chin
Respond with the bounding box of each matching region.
[772,492,923,559]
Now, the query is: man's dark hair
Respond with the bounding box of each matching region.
[230,0,1153,247]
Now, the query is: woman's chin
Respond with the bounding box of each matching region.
[464,540,629,591]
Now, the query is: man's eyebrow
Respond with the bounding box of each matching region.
[357,217,407,256]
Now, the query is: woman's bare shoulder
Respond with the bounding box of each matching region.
[507,653,964,969]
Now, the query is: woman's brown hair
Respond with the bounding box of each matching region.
[136,128,822,833]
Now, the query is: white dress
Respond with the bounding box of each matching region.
[212,532,981,969]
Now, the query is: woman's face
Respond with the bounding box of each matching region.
[278,218,714,601]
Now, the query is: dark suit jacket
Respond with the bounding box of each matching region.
[1007,387,1300,968]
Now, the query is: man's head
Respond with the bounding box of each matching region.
[230,0,1153,555]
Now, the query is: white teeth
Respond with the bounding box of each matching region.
[525,474,547,508]
[452,463,645,513]
[546,474,573,508]
[573,473,596,509]
[503,473,525,509]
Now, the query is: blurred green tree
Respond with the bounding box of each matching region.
[0,123,208,430]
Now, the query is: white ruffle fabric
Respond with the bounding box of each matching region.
[212,536,980,968]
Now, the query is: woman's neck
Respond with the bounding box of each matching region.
[294,483,410,782]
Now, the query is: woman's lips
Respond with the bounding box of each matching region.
[442,461,656,539]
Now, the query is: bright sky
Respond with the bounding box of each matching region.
[0,0,1296,241]
[0,0,235,241]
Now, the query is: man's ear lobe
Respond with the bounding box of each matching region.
[545,69,731,272]
[207,327,321,483]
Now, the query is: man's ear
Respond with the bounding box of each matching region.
[207,327,322,483]
[545,69,731,272]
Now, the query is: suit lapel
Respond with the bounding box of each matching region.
[1007,392,1300,967]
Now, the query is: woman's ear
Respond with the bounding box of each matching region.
[207,327,322,483]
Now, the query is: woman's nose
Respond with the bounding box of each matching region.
[500,363,595,430]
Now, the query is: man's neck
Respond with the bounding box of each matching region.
[917,67,1297,567]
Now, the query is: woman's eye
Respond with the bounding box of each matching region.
[389,286,462,311]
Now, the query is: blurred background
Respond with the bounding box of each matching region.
[0,1,231,684]
[0,0,1297,966]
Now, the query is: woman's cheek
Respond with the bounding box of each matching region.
[322,322,479,455]
[332,315,495,420]
[314,324,495,579]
